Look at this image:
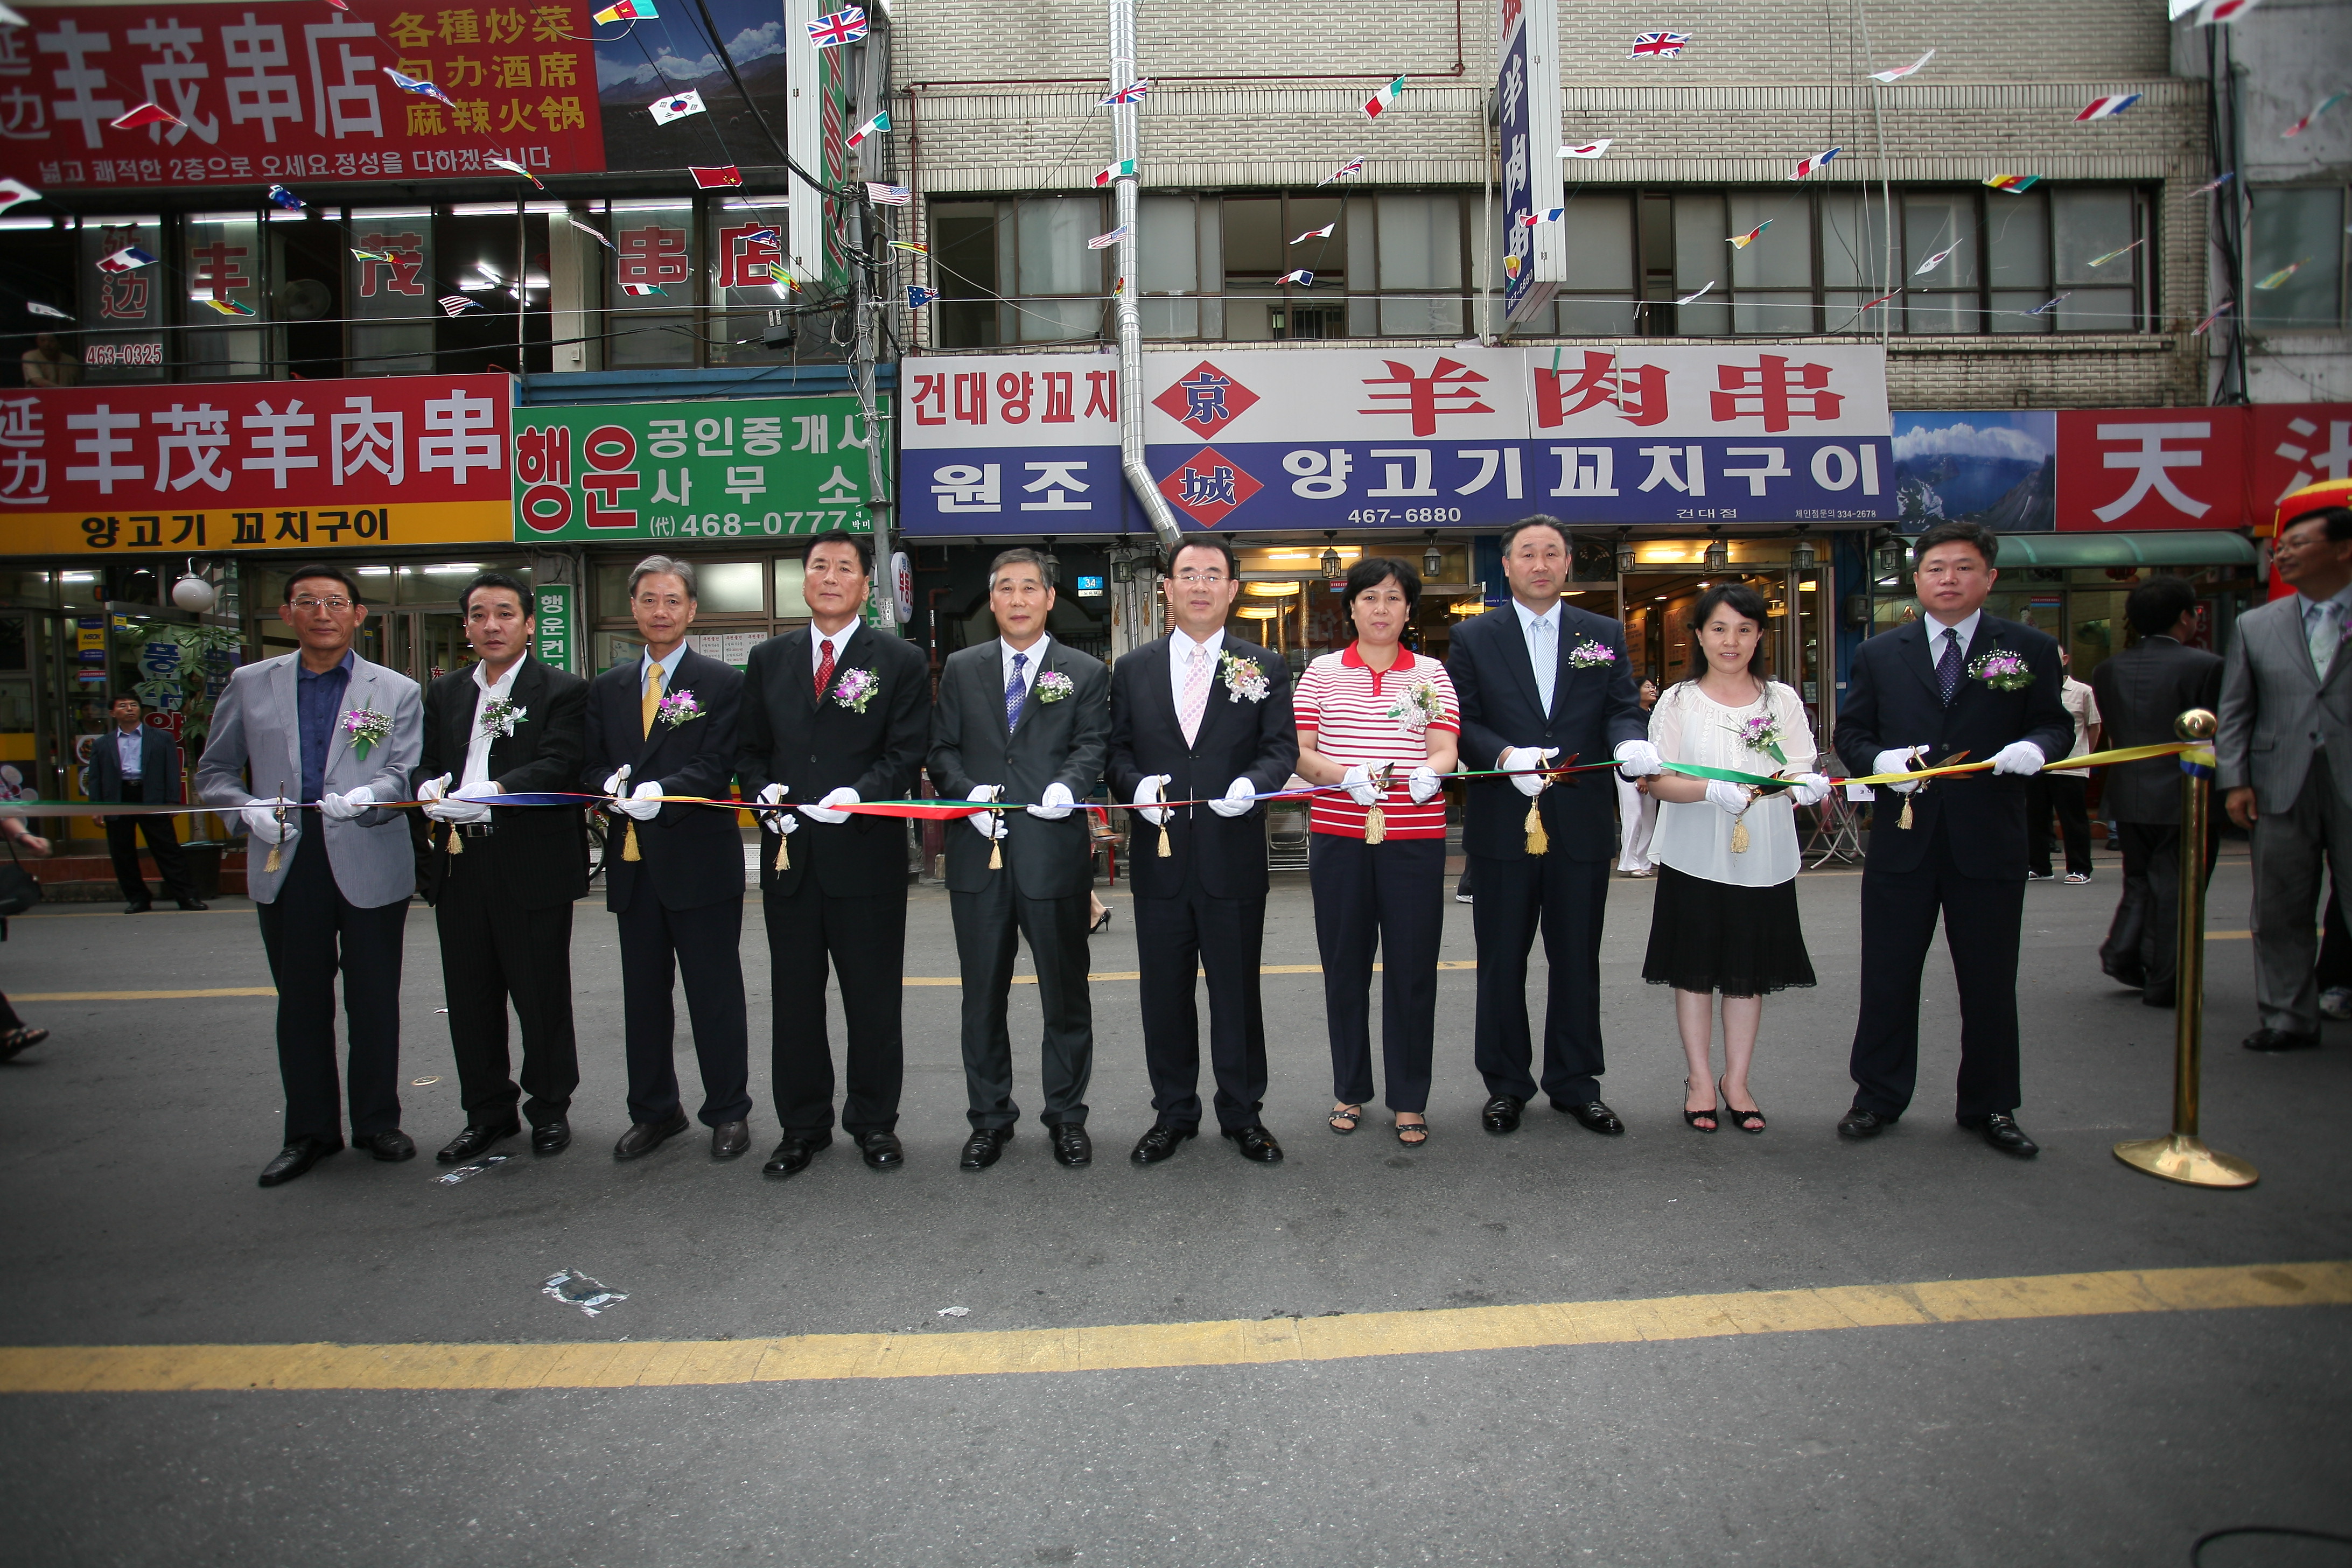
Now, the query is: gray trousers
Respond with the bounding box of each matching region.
[2250,752,2352,1037]
[950,881,1093,1131]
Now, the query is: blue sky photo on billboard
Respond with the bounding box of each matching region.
[1892,411,2056,533]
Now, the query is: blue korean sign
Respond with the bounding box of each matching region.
[1496,0,1564,323]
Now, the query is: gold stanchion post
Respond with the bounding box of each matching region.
[2113,708,2258,1188]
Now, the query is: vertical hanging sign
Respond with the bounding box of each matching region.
[783,0,854,291]
[533,584,576,673]
[1498,0,1565,323]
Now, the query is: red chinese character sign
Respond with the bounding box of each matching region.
[2055,412,2244,531]
[0,373,515,550]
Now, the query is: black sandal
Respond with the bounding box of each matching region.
[1328,1104,1362,1135]
[1394,1117,1428,1146]
[1719,1076,1765,1134]
[1683,1079,1718,1133]
[0,1026,49,1061]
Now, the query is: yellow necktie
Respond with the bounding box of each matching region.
[624,664,662,861]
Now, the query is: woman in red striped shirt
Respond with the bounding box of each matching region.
[1293,558,1460,1146]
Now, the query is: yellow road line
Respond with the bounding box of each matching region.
[2,1261,2340,1395]
[12,987,277,1002]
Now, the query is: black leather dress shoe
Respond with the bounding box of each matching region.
[1837,1107,1896,1139]
[175,898,209,912]
[2244,1027,2320,1053]
[124,900,151,914]
[436,1117,520,1164]
[960,1126,1012,1170]
[1481,1095,1524,1134]
[1553,1099,1624,1135]
[1051,1123,1093,1167]
[711,1119,752,1160]
[1962,1112,2039,1157]
[613,1109,690,1160]
[1130,1123,1196,1165]
[530,1118,571,1156]
[2141,988,2176,1009]
[857,1130,905,1170]
[354,1129,416,1162]
[762,1130,830,1176]
[257,1137,337,1187]
[1222,1124,1284,1164]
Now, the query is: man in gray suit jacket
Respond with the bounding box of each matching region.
[198,564,424,1186]
[2217,505,2352,1052]
[928,548,1110,1172]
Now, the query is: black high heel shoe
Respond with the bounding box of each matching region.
[1682,1079,1718,1132]
[1718,1075,1765,1134]
[1089,905,1112,934]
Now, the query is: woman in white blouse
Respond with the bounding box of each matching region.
[1637,585,1833,1133]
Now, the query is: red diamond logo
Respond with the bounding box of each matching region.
[1157,445,1263,528]
[1152,359,1260,438]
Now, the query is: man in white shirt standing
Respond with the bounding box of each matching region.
[2027,650,2102,884]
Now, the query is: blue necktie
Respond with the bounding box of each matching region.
[1936,627,1963,706]
[1005,650,1029,730]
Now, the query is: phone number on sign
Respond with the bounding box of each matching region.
[649,512,870,538]
[1345,507,1464,525]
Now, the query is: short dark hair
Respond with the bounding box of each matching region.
[2126,575,2199,638]
[1163,536,1237,578]
[282,563,363,603]
[988,547,1053,590]
[110,694,145,710]
[1342,556,1422,617]
[1912,520,1999,569]
[1499,515,1569,558]
[805,528,873,574]
[1686,583,1771,676]
[2281,506,2352,545]
[460,570,530,618]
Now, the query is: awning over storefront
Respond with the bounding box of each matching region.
[1994,530,2257,568]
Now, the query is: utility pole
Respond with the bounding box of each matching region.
[1108,0,1184,553]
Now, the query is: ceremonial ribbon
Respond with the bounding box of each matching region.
[1648,739,2197,793]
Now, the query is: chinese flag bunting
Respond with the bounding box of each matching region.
[110,102,183,131]
[690,165,744,189]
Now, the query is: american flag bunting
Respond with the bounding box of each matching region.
[866,183,912,205]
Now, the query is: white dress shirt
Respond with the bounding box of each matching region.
[1169,626,1225,712]
[639,640,688,697]
[810,621,856,681]
[113,725,144,780]
[459,656,524,790]
[1922,607,1984,678]
[1511,597,1563,716]
[1000,634,1052,694]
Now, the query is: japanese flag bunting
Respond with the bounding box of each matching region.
[1866,49,1933,82]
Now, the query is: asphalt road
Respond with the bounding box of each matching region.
[1,842,2346,1567]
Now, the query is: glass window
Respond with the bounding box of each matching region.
[1671,193,1728,333]
[2248,185,2347,332]
[1013,197,1102,343]
[76,216,165,381]
[1728,192,1811,333]
[395,561,526,604]
[1986,187,2052,333]
[1376,194,1464,336]
[696,561,766,613]
[773,556,808,617]
[1556,192,1633,334]
[2053,187,2140,333]
[932,200,1002,349]
[439,202,554,374]
[706,196,793,365]
[184,211,265,378]
[1139,194,1201,340]
[1903,192,1978,333]
[350,206,435,375]
[607,198,697,366]
[1822,190,1894,334]
[1222,195,1283,341]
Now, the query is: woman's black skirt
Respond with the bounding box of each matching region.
[1641,863,1816,997]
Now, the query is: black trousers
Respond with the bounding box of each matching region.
[104,781,197,903]
[1311,834,1444,1114]
[764,879,906,1137]
[435,848,578,1128]
[615,892,750,1128]
[1134,859,1268,1132]
[2101,819,2219,999]
[254,829,408,1145]
[2319,881,2352,991]
[1469,849,1611,1105]
[1850,824,2025,1121]
[950,879,1092,1131]
[2027,773,2092,877]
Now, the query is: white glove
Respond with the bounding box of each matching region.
[1991,740,2046,777]
[966,784,1007,840]
[614,779,663,821]
[753,781,792,832]
[241,797,297,844]
[802,786,858,825]
[439,779,498,824]
[1789,773,1833,808]
[1340,763,1381,807]
[417,773,451,805]
[1406,765,1444,805]
[1614,739,1665,779]
[602,766,630,800]
[1704,779,1752,815]
[1502,746,1559,799]
[1027,780,1075,820]
[1206,776,1258,818]
[319,785,374,821]
[1872,747,1928,794]
[1130,774,1173,827]
[419,773,463,823]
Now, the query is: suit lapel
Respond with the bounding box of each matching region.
[1894,621,1943,704]
[1494,610,1546,722]
[327,660,369,777]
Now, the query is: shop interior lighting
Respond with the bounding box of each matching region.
[1235,606,1280,620]
[451,201,522,216]
[1244,581,1302,597]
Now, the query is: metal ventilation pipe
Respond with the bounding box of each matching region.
[1108,0,1184,551]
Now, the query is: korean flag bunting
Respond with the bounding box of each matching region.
[649,89,705,125]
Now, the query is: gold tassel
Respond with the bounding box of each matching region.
[1897,795,1914,832]
[1524,797,1549,856]
[1155,779,1172,858]
[1363,804,1387,845]
[773,829,789,871]
[622,820,641,861]
[446,822,464,857]
[988,830,1002,871]
[264,841,281,874]
[1729,818,1750,855]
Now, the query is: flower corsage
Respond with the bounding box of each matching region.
[478,696,527,739]
[1566,638,1617,670]
[1968,650,2034,692]
[655,689,703,728]
[1732,712,1789,766]
[341,706,393,760]
[1033,670,1074,703]
[1220,651,1269,704]
[1388,681,1447,736]
[832,667,879,714]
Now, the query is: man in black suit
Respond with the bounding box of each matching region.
[1105,535,1298,1167]
[737,530,931,1179]
[1447,516,1649,1137]
[929,547,1110,1172]
[412,571,590,1163]
[2092,577,2223,1007]
[86,696,206,913]
[582,556,752,1163]
[1835,520,2075,1156]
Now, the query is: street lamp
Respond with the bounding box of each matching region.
[1422,531,1445,580]
[1319,534,1343,580]
[1703,530,1728,574]
[1613,531,1636,577]
[1790,529,1818,571]
[1874,534,1908,580]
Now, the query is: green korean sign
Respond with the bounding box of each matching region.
[533,584,576,673]
[511,394,888,543]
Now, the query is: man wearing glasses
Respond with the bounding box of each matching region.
[198,565,424,1187]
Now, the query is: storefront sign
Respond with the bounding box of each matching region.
[1497,0,1565,322]
[510,395,887,542]
[901,345,1894,535]
[0,373,515,552]
[532,583,574,673]
[2055,411,2243,532]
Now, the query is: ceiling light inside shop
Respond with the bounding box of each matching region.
[451,202,521,215]
[1235,606,1280,620]
[1244,582,1301,597]
[1798,580,1818,591]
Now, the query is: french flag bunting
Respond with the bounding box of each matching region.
[1519,208,1565,227]
[2075,94,2141,121]
[1276,269,1313,286]
[97,246,157,274]
[1789,146,1840,180]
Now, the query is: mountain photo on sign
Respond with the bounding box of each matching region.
[649,89,705,124]
[1892,411,2055,534]
[1363,74,1406,117]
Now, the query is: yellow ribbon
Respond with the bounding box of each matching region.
[1844,740,2193,788]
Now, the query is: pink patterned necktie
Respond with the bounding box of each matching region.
[1179,644,1210,746]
